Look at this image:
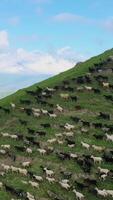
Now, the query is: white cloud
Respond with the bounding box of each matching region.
[0,47,86,75]
[53,13,91,23]
[0,30,87,75]
[0,30,9,48]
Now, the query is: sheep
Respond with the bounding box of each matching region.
[33,175,43,182]
[29,181,39,188]
[81,142,90,150]
[10,103,16,109]
[56,104,63,112]
[73,189,85,200]
[92,145,104,152]
[59,181,70,190]
[84,86,92,91]
[98,167,109,175]
[41,109,48,115]
[63,132,74,137]
[1,132,10,137]
[1,164,10,171]
[64,123,75,131]
[46,87,55,92]
[95,187,108,197]
[60,93,69,99]
[100,174,107,181]
[47,138,57,144]
[1,144,10,149]
[61,179,69,184]
[91,156,103,164]
[10,134,18,139]
[32,108,40,113]
[102,82,109,88]
[37,148,46,155]
[33,112,40,118]
[26,148,32,154]
[27,192,35,200]
[105,133,113,142]
[22,161,31,168]
[0,182,3,189]
[10,166,18,173]
[44,168,54,177]
[0,149,6,154]
[55,133,62,137]
[106,190,113,197]
[46,177,56,183]
[48,113,57,118]
[57,140,64,145]
[18,168,27,176]
[70,153,78,159]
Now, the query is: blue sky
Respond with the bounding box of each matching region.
[0,0,113,98]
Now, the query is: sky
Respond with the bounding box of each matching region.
[0,0,113,98]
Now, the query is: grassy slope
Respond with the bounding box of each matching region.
[0,49,113,200]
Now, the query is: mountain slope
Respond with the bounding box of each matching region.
[0,49,113,200]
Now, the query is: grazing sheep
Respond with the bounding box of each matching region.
[44,168,54,177]
[60,93,69,99]
[1,144,10,149]
[92,145,104,152]
[98,167,109,175]
[41,109,48,114]
[32,108,40,113]
[70,153,78,159]
[91,156,103,164]
[106,190,113,197]
[29,181,39,188]
[33,112,40,118]
[73,189,85,200]
[100,174,107,181]
[105,133,113,142]
[59,181,70,190]
[64,123,75,131]
[102,82,109,88]
[1,164,10,171]
[48,113,57,118]
[46,177,55,183]
[10,103,16,109]
[84,86,92,91]
[0,182,3,189]
[56,104,63,112]
[37,148,46,155]
[18,168,27,176]
[95,187,107,197]
[33,175,43,182]
[0,149,6,154]
[81,142,90,150]
[63,131,74,137]
[22,161,31,168]
[26,148,32,154]
[47,138,57,144]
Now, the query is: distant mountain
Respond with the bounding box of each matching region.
[0,49,113,200]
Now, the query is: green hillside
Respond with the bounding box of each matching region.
[0,49,113,200]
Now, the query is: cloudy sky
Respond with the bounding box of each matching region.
[0,0,113,98]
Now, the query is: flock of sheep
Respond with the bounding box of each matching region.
[0,56,113,199]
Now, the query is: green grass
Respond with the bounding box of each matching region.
[0,48,113,199]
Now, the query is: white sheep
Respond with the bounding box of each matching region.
[81,141,90,150]
[91,155,103,164]
[95,187,108,197]
[56,104,63,112]
[37,148,46,155]
[73,189,85,200]
[46,177,55,183]
[92,145,104,152]
[48,113,57,118]
[44,168,54,177]
[59,181,70,190]
[63,132,74,137]
[33,175,43,182]
[102,82,109,88]
[98,167,109,175]
[29,181,39,188]
[26,148,32,154]
[105,133,113,142]
[60,93,69,99]
[22,161,31,168]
